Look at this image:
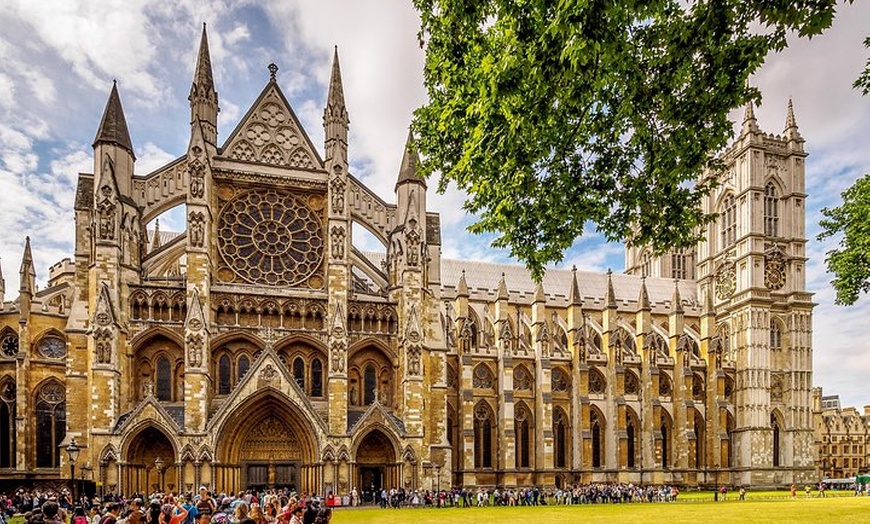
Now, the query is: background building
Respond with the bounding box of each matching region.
[813,388,870,479]
[0,28,815,495]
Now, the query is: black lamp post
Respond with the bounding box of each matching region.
[66,437,80,504]
[154,456,164,493]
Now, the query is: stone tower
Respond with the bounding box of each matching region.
[695,99,815,485]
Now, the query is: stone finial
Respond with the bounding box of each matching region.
[151,219,162,251]
[703,281,715,316]
[456,270,469,297]
[93,81,136,159]
[569,265,582,307]
[670,279,684,315]
[784,97,803,142]
[533,280,546,303]
[268,63,279,82]
[742,99,759,135]
[19,236,35,293]
[637,276,651,311]
[496,272,509,301]
[396,127,425,189]
[605,269,617,309]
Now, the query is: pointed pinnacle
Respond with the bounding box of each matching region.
[93,82,135,159]
[397,127,425,188]
[533,280,546,303]
[703,281,715,316]
[326,46,346,110]
[569,266,583,306]
[456,270,469,297]
[638,276,651,311]
[20,236,34,275]
[605,269,617,309]
[671,279,684,315]
[496,272,509,301]
[194,23,215,93]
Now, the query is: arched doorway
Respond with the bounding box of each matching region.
[214,391,320,494]
[355,429,397,503]
[124,426,176,494]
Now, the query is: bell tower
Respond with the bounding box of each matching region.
[696,98,814,486]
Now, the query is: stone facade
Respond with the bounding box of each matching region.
[0,27,816,495]
[813,389,870,479]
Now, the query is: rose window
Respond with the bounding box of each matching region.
[217,188,324,286]
[37,337,67,359]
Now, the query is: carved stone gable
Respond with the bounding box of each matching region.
[223,84,322,170]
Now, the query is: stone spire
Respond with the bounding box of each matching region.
[784,97,803,143]
[670,279,684,315]
[324,46,349,160]
[456,270,469,297]
[396,128,426,188]
[326,46,347,116]
[496,272,509,301]
[0,258,4,302]
[702,281,715,317]
[189,23,219,146]
[637,276,651,311]
[569,266,583,307]
[93,81,135,159]
[604,269,617,309]
[19,236,35,294]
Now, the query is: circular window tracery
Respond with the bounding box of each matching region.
[37,336,66,359]
[217,188,324,286]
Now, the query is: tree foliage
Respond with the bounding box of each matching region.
[856,35,870,95]
[412,0,846,279]
[818,175,870,305]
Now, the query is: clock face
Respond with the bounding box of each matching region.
[38,337,66,359]
[1,335,18,357]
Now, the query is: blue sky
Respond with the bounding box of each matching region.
[0,1,869,408]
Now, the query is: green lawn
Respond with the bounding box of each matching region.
[332,496,870,524]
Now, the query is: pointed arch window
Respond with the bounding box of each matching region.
[671,248,693,280]
[770,320,782,350]
[591,409,604,468]
[473,402,494,468]
[238,355,251,383]
[155,356,172,401]
[364,364,377,405]
[772,413,781,467]
[721,194,737,248]
[661,413,672,468]
[35,381,66,468]
[554,408,568,468]
[764,183,779,237]
[218,354,231,395]
[641,251,652,277]
[0,380,15,468]
[311,358,323,397]
[626,411,637,468]
[515,404,532,468]
[293,357,306,391]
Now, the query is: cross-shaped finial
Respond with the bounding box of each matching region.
[268,63,279,82]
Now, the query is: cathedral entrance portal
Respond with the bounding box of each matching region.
[355,429,397,503]
[215,392,320,494]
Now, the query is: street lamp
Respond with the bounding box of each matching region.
[154,456,164,493]
[66,437,80,504]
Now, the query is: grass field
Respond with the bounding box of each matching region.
[331,495,870,524]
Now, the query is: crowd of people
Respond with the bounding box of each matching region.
[364,483,684,508]
[2,487,332,524]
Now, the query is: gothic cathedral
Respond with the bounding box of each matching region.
[0,27,815,494]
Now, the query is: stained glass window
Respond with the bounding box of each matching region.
[311,358,323,397]
[35,382,65,468]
